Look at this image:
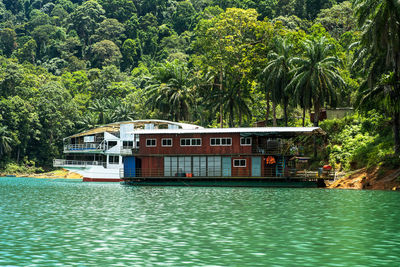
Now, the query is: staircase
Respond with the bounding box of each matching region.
[276,156,285,177]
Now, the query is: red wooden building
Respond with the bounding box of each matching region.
[124,127,324,179]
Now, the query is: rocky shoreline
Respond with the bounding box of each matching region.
[328,167,400,190]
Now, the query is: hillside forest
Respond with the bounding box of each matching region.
[0,0,399,173]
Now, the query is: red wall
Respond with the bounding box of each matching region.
[231,156,252,177]
[141,156,163,177]
[139,133,252,155]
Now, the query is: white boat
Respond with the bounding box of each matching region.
[53,120,203,182]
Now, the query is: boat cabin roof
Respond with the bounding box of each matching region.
[65,119,203,139]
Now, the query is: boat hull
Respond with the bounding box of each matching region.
[122,177,325,188]
[63,166,122,182]
[83,177,123,182]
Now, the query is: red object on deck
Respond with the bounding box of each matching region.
[83,177,123,182]
[323,165,332,171]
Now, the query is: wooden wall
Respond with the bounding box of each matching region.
[139,133,252,155]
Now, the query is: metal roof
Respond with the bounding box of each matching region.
[129,127,326,136]
[65,119,203,139]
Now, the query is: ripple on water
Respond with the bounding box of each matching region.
[1,178,400,266]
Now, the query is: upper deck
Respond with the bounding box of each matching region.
[133,127,324,156]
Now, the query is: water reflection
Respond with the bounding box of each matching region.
[1,178,400,266]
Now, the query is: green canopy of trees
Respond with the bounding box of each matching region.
[0,0,399,171]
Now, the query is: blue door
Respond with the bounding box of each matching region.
[222,157,231,177]
[123,156,136,178]
[252,157,261,177]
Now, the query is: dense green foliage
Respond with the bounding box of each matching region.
[0,0,398,171]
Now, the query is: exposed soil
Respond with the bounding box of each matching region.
[328,166,400,190]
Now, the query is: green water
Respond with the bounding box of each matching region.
[1,178,400,266]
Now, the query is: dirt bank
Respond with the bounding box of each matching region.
[328,166,400,190]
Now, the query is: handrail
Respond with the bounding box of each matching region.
[252,141,291,155]
[53,159,106,167]
[64,143,104,151]
[119,167,322,179]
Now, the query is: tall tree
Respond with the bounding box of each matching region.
[68,0,105,48]
[0,125,12,157]
[289,37,344,127]
[353,0,400,154]
[98,0,137,22]
[0,28,17,57]
[262,38,293,126]
[146,60,194,121]
[194,8,271,127]
[90,40,122,68]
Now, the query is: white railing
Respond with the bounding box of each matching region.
[53,159,106,167]
[64,143,104,152]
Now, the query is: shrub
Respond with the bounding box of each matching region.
[320,111,394,170]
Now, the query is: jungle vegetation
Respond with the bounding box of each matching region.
[0,0,399,172]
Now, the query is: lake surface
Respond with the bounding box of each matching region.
[1,178,400,266]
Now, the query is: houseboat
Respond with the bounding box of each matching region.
[53,119,326,187]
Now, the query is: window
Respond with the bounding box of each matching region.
[107,141,117,148]
[210,138,232,146]
[162,138,172,147]
[164,156,192,176]
[233,159,246,167]
[180,138,202,146]
[109,155,119,164]
[123,141,134,149]
[146,139,156,147]
[240,137,252,146]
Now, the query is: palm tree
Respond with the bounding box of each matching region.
[88,98,129,125]
[146,60,194,121]
[112,103,135,122]
[353,0,400,154]
[221,76,251,127]
[262,38,293,126]
[76,113,99,132]
[89,98,109,125]
[288,37,344,127]
[0,125,12,156]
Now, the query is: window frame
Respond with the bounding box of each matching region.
[240,137,252,146]
[180,138,202,147]
[210,137,232,146]
[146,138,157,147]
[109,155,119,164]
[233,159,246,167]
[122,141,134,149]
[161,138,173,147]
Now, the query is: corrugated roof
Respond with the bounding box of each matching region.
[129,127,325,135]
[65,119,203,139]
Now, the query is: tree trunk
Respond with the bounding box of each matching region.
[272,101,277,127]
[17,147,20,163]
[302,107,306,127]
[313,135,318,159]
[220,71,223,128]
[239,109,242,127]
[266,90,270,126]
[394,111,400,155]
[313,100,321,158]
[284,101,288,127]
[313,102,320,127]
[229,102,234,128]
